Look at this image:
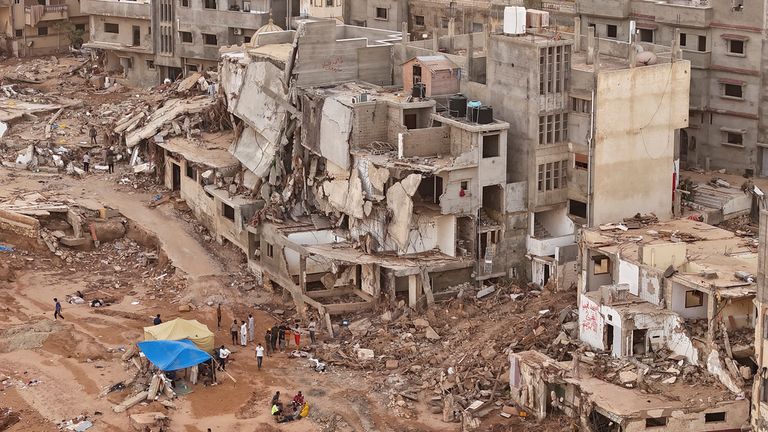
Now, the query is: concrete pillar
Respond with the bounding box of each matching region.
[386,271,396,307]
[586,26,595,66]
[401,21,408,44]
[466,32,473,81]
[448,18,455,54]
[408,274,418,307]
[706,290,717,343]
[574,17,582,52]
[673,28,683,60]
[483,23,489,54]
[629,39,637,68]
[299,255,307,293]
[432,30,439,52]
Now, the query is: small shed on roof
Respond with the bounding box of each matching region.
[402,55,460,97]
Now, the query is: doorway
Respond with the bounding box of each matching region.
[171,163,181,191]
[605,324,614,352]
[761,147,768,177]
[413,65,422,83]
[679,129,688,167]
[132,26,140,46]
[632,329,647,356]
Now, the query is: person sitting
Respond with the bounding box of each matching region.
[299,402,310,419]
[291,391,305,409]
[271,403,282,418]
[270,391,281,407]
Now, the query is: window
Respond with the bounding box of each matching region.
[606,24,617,39]
[536,160,567,191]
[326,0,333,5]
[645,417,668,428]
[698,35,707,52]
[722,83,744,99]
[180,31,193,43]
[704,412,726,423]
[147,60,155,69]
[723,130,744,147]
[727,39,745,55]
[572,97,592,114]
[37,26,48,36]
[203,33,217,45]
[763,313,768,339]
[472,22,483,33]
[266,242,274,258]
[574,153,588,170]
[244,36,251,44]
[204,0,216,8]
[569,199,587,218]
[638,28,653,43]
[441,18,449,28]
[684,290,703,308]
[679,32,687,47]
[539,45,570,95]
[187,64,199,72]
[592,256,610,274]
[14,29,22,37]
[482,135,500,158]
[75,24,85,32]
[13,0,19,4]
[538,113,569,145]
[181,0,189,5]
[762,377,768,403]
[185,163,195,180]
[222,203,235,221]
[460,181,469,191]
[104,23,119,34]
[414,15,425,26]
[375,7,388,20]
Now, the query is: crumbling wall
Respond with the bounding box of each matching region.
[440,167,479,215]
[400,126,450,157]
[349,101,388,148]
[638,267,663,305]
[0,209,40,239]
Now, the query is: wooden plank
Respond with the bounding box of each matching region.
[421,269,435,306]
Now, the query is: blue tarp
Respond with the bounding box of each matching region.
[137,339,211,371]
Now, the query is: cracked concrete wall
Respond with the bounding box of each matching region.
[386,173,421,252]
[228,60,287,150]
[400,126,450,157]
[319,97,353,170]
[439,166,479,215]
[350,101,389,148]
[231,125,278,178]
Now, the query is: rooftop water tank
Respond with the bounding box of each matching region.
[503,6,526,35]
[449,94,468,118]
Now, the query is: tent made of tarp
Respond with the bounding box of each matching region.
[144,318,214,352]
[137,339,211,371]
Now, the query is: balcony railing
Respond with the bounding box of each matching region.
[25,4,68,27]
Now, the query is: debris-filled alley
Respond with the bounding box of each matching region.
[3,8,768,432]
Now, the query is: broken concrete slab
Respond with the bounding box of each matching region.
[619,371,637,384]
[412,318,430,328]
[476,286,496,299]
[356,348,374,361]
[425,326,441,341]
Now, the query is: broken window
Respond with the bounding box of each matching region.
[536,160,567,191]
[645,417,667,428]
[592,256,610,275]
[414,15,424,26]
[482,135,500,158]
[684,290,703,308]
[266,242,274,258]
[203,33,217,45]
[704,412,726,423]
[147,60,155,69]
[638,28,653,43]
[572,97,591,114]
[375,7,388,20]
[222,203,235,221]
[185,163,195,180]
[606,24,617,39]
[180,31,192,43]
[104,23,119,34]
[574,153,588,170]
[569,199,587,218]
[722,83,744,99]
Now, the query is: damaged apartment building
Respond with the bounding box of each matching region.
[396,9,689,286]
[149,18,513,332]
[0,0,89,57]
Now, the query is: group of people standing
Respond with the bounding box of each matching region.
[264,319,317,354]
[229,313,256,347]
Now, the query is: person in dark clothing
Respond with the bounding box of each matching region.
[106,148,115,174]
[264,329,272,356]
[89,126,97,145]
[54,298,63,320]
[153,314,162,325]
[277,324,286,352]
[270,325,279,351]
[216,304,222,330]
[270,391,281,407]
[230,320,239,345]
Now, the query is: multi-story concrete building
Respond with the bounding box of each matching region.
[754,210,768,431]
[0,0,89,57]
[81,0,287,85]
[346,0,407,31]
[575,0,767,176]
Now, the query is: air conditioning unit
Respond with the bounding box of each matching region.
[233,28,243,35]
[526,9,549,29]
[503,6,526,35]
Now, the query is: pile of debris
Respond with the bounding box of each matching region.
[312,282,578,426]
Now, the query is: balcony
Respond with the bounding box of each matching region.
[80,0,151,20]
[25,4,68,27]
[578,0,630,18]
[527,234,576,257]
[653,2,712,28]
[682,49,711,69]
[176,7,268,31]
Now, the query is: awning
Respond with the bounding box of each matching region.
[137,340,212,371]
[144,318,215,352]
[721,34,750,41]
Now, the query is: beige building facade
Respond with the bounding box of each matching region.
[0,0,88,57]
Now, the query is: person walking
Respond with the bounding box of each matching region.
[89,126,98,145]
[278,323,286,352]
[248,313,255,342]
[230,320,238,345]
[217,345,231,371]
[293,320,301,348]
[255,343,264,370]
[53,298,64,320]
[106,148,115,174]
[82,152,90,173]
[216,304,222,330]
[240,320,248,347]
[308,319,317,345]
[153,314,162,325]
[264,329,272,356]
